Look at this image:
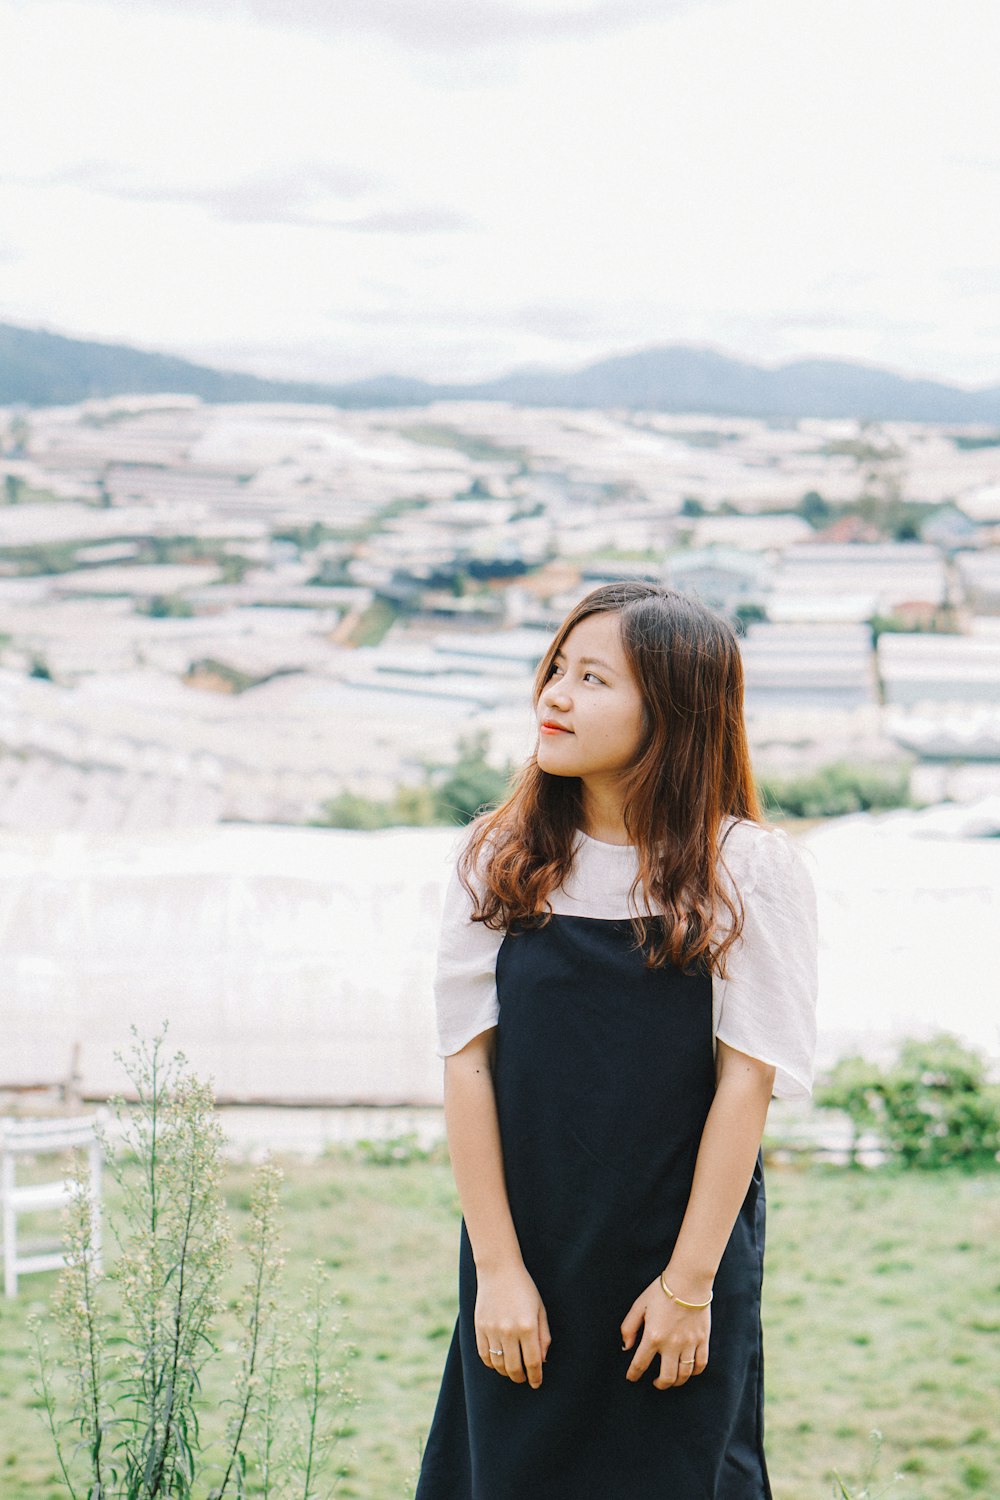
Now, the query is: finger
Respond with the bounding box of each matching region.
[521,1329,544,1389]
[694,1342,709,1376]
[539,1305,552,1364]
[476,1331,494,1369]
[625,1338,654,1382]
[672,1352,698,1389]
[502,1341,528,1384]
[653,1350,680,1390]
[620,1299,644,1351]
[486,1341,507,1375]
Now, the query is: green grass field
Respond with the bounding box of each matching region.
[0,1150,996,1499]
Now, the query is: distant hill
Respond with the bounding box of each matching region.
[466,346,1000,423]
[2,321,998,422]
[0,322,355,408]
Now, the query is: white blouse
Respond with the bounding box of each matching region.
[433,815,819,1101]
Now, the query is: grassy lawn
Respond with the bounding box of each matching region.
[0,1150,996,1499]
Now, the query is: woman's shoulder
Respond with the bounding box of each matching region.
[448,812,498,885]
[718,813,786,859]
[717,815,804,894]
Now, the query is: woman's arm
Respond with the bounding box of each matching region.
[444,1031,552,1388]
[620,1040,775,1390]
[443,1029,521,1272]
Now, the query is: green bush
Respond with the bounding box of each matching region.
[352,1132,443,1167]
[432,731,510,825]
[759,760,911,819]
[316,733,510,830]
[813,1054,886,1168]
[817,1034,1000,1171]
[315,785,436,831]
[142,593,194,618]
[29,1027,353,1498]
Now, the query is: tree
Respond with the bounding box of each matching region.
[798,490,830,526]
[432,733,510,825]
[733,601,767,629]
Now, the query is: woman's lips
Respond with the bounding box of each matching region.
[540,722,572,734]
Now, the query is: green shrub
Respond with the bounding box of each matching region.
[141,593,195,618]
[352,1132,442,1167]
[759,760,912,819]
[817,1034,1000,1171]
[813,1054,886,1168]
[29,1027,353,1498]
[315,786,436,831]
[431,731,510,825]
[315,732,510,830]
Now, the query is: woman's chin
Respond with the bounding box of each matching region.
[537,748,579,778]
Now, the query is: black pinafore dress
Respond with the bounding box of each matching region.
[416,913,770,1500]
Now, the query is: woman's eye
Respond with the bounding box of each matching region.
[583,672,606,685]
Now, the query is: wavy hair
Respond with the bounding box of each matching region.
[461,581,764,976]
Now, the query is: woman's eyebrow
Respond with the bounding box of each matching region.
[551,651,615,672]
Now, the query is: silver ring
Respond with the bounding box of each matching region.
[489,1347,504,1357]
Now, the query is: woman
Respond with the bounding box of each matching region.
[415,581,818,1499]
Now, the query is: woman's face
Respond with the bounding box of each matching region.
[535,611,646,784]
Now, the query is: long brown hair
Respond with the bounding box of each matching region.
[462,581,764,975]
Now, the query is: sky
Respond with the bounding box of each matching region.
[1,0,999,387]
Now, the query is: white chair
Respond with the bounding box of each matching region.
[0,1114,104,1297]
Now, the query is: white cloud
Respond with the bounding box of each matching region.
[9,160,374,214]
[0,0,998,385]
[5,161,474,232]
[338,207,479,234]
[48,0,702,53]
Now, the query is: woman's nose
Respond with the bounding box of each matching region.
[542,678,571,710]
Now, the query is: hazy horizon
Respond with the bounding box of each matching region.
[7,320,1000,398]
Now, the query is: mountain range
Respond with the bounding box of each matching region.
[2,321,998,424]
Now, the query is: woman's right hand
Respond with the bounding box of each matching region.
[474,1261,551,1388]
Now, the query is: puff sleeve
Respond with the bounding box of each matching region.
[714,825,819,1100]
[433,837,504,1058]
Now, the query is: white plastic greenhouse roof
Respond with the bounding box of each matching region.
[1,806,997,1105]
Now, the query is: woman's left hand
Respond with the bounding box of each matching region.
[620,1274,711,1389]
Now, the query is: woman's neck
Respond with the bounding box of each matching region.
[579,779,631,846]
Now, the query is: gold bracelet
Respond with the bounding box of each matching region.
[659,1272,713,1309]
